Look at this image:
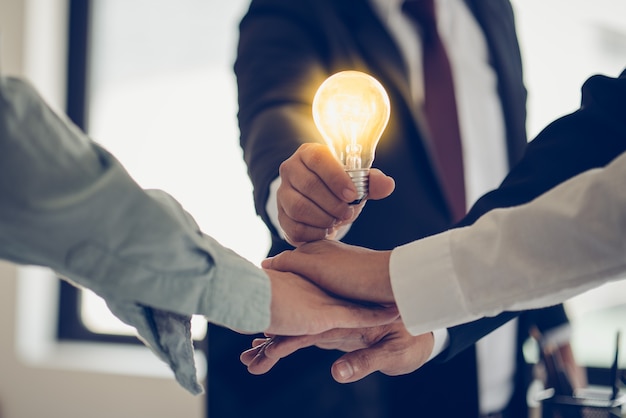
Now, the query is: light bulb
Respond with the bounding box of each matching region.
[312,70,390,203]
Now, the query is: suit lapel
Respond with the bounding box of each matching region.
[334,0,450,216]
[464,0,528,166]
[334,1,421,125]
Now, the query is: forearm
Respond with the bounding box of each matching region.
[0,76,271,333]
[236,1,330,231]
[392,149,626,336]
[390,70,626,338]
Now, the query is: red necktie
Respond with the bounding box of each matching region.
[403,0,466,221]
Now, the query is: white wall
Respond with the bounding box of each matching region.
[511,0,626,369]
[0,1,203,417]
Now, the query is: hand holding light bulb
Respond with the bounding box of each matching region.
[312,70,391,203]
[274,71,394,245]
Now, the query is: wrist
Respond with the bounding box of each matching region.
[376,250,394,303]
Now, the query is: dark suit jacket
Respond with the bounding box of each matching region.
[236,0,528,248]
[207,1,570,417]
[440,70,626,361]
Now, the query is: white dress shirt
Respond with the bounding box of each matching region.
[391,150,626,334]
[371,0,514,413]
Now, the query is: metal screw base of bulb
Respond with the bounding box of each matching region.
[346,168,369,205]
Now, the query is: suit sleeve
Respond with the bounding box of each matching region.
[235,0,331,238]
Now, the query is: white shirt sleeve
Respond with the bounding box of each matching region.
[390,150,626,336]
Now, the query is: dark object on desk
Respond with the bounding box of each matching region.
[539,388,625,418]
[532,327,575,397]
[610,331,621,400]
[538,331,625,418]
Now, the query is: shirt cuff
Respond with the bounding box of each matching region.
[428,328,450,361]
[389,230,480,336]
[198,233,272,333]
[267,177,286,240]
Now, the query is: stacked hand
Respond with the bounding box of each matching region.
[263,267,399,337]
[258,144,435,383]
[246,316,434,383]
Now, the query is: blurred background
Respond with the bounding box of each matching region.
[0,0,625,417]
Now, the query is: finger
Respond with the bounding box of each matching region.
[262,335,320,361]
[240,338,271,366]
[245,330,358,375]
[298,143,358,204]
[260,245,316,275]
[260,256,274,269]
[264,241,395,304]
[330,332,433,383]
[252,337,269,348]
[280,146,355,223]
[240,344,263,366]
[366,169,395,201]
[241,338,285,375]
[246,353,280,375]
[260,248,294,271]
[277,180,338,229]
[277,177,354,228]
[331,350,381,383]
[278,204,329,245]
[244,336,309,375]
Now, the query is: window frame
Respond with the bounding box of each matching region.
[56,0,208,351]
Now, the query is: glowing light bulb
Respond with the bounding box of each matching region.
[312,70,390,203]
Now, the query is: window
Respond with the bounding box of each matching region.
[511,0,626,383]
[59,0,269,345]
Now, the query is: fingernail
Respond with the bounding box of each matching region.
[261,257,273,269]
[343,188,357,202]
[335,360,354,380]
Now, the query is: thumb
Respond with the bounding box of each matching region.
[331,346,394,383]
[260,257,273,269]
[367,169,395,201]
[261,250,305,275]
[261,251,292,271]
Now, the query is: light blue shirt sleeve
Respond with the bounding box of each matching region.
[0,75,274,394]
[0,76,271,334]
